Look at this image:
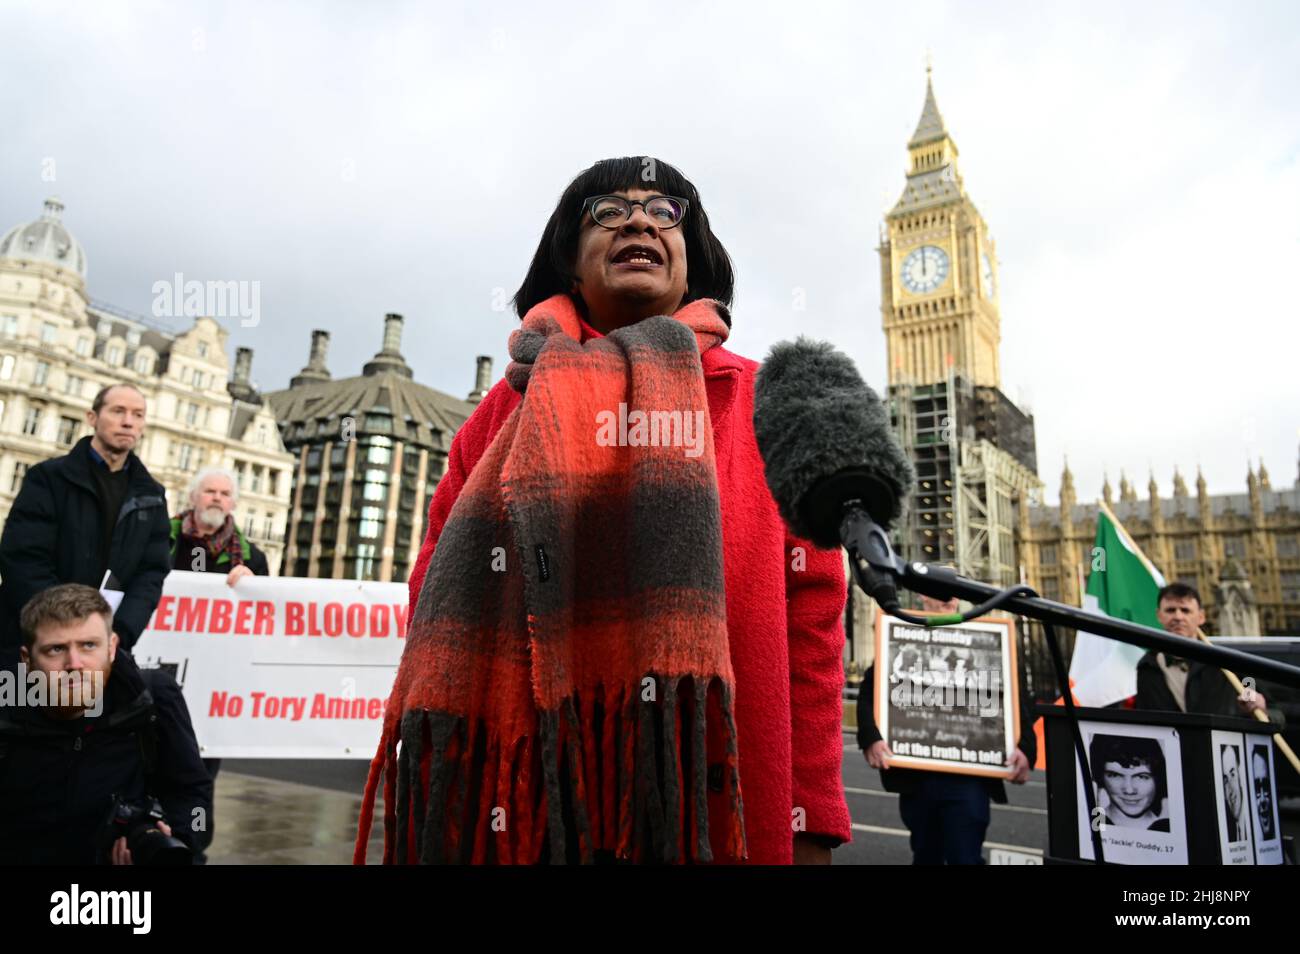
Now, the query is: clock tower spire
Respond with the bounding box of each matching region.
[880,68,1001,388]
[908,64,958,173]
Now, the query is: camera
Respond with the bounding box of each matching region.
[98,795,192,866]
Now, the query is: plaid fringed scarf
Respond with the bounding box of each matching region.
[354,294,747,864]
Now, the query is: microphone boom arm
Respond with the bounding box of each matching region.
[840,507,1300,689]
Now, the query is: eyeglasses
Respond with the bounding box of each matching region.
[583,194,689,230]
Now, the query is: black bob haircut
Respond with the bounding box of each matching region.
[511,156,735,324]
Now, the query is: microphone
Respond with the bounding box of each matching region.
[753,337,914,545]
[753,338,916,611]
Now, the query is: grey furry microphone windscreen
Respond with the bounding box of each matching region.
[752,337,915,549]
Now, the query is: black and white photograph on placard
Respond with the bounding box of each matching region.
[1076,721,1187,865]
[874,614,1019,779]
[1090,733,1171,832]
[1247,735,1283,864]
[1210,730,1254,865]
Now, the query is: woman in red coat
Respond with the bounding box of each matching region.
[357,157,850,865]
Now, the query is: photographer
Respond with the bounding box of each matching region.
[0,584,212,865]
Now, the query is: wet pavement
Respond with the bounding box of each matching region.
[207,743,1040,865]
[208,766,382,865]
[208,735,1296,864]
[207,746,1044,865]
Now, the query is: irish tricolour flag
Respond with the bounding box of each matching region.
[1068,503,1167,708]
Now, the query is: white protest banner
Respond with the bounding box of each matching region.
[132,571,407,758]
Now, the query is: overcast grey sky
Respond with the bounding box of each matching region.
[2,0,1297,504]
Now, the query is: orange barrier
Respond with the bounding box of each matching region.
[1031,680,1137,768]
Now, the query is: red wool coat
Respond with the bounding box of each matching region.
[407,319,852,864]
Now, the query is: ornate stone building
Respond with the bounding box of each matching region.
[877,70,1043,586]
[1019,461,1300,636]
[266,317,490,583]
[0,197,295,573]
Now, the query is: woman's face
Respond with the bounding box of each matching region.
[1102,761,1157,818]
[571,187,689,333]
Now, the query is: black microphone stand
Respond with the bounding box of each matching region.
[840,506,1300,866]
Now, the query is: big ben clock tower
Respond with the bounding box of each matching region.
[873,68,1042,593]
[880,66,1002,389]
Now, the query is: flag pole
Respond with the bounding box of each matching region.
[1194,627,1300,775]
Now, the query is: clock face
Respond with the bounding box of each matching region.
[901,245,950,294]
[981,252,995,298]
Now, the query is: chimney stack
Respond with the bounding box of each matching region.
[290,329,332,387]
[228,346,258,402]
[382,313,403,354]
[309,330,330,372]
[363,313,413,378]
[467,355,493,404]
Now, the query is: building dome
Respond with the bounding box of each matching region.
[0,197,87,278]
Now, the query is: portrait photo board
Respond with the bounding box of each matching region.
[1074,721,1187,865]
[1041,706,1284,865]
[873,612,1019,780]
[1247,733,1284,864]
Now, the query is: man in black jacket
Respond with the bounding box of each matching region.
[0,384,170,671]
[857,596,1036,864]
[1135,582,1284,728]
[0,584,212,864]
